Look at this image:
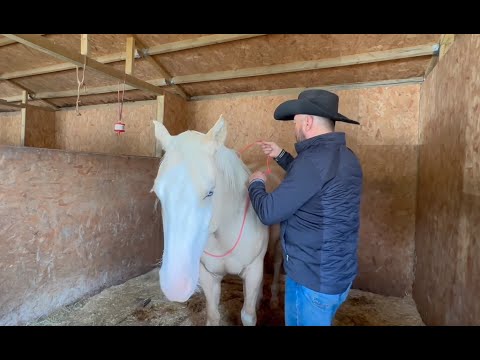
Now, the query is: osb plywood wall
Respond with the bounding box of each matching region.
[55,101,158,157]
[0,146,163,325]
[0,108,55,148]
[164,92,189,136]
[54,94,189,157]
[0,111,21,146]
[414,34,480,325]
[25,107,55,149]
[186,83,421,297]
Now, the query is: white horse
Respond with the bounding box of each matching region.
[151,115,281,326]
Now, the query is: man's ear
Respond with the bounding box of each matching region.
[305,115,315,131]
[206,114,227,145]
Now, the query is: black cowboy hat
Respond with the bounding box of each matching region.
[274,89,360,125]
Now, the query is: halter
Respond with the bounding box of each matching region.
[203,140,271,258]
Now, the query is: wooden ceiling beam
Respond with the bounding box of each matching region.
[0,34,45,47]
[4,79,58,110]
[0,34,266,81]
[130,34,189,99]
[171,43,439,85]
[0,42,437,104]
[142,34,265,56]
[0,98,25,109]
[188,77,425,101]
[2,77,425,105]
[0,98,56,112]
[1,34,164,96]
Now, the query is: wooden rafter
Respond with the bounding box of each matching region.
[188,77,425,101]
[0,34,266,81]
[143,34,265,55]
[0,98,25,109]
[1,42,437,104]
[0,34,45,47]
[0,98,55,112]
[2,82,143,102]
[171,43,439,85]
[2,76,425,105]
[1,34,164,96]
[4,79,58,110]
[130,34,189,99]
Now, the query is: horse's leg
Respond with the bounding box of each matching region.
[256,277,264,311]
[199,263,222,326]
[270,239,283,309]
[240,254,264,326]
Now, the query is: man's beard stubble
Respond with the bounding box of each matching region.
[295,129,306,142]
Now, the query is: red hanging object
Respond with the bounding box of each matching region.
[114,121,125,134]
[115,80,126,135]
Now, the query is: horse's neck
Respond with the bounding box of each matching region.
[216,172,248,219]
[212,148,250,236]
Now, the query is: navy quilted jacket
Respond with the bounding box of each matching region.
[248,132,363,294]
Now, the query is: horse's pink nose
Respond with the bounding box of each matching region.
[160,273,195,303]
[173,277,193,295]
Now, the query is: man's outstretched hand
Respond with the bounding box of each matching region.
[257,141,282,158]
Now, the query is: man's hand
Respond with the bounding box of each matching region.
[257,141,282,158]
[249,170,266,184]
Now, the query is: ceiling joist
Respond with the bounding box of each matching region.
[0,34,45,47]
[0,34,267,81]
[129,34,189,99]
[0,98,56,112]
[171,43,439,85]
[189,77,425,101]
[4,79,59,110]
[1,34,164,96]
[1,42,438,104]
[0,98,25,109]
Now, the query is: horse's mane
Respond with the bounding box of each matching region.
[157,130,251,197]
[214,144,251,195]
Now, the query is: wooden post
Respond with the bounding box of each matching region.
[155,95,165,157]
[81,34,89,56]
[439,34,455,59]
[125,37,135,75]
[20,90,27,146]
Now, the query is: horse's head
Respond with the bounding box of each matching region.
[151,115,241,302]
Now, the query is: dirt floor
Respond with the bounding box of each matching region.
[28,269,425,326]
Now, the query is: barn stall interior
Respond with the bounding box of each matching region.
[0,34,478,326]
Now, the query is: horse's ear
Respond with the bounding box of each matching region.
[153,120,171,150]
[207,114,227,145]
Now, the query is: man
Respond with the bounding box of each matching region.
[247,89,363,326]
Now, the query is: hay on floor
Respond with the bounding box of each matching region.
[28,269,425,326]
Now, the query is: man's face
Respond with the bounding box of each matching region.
[293,114,306,142]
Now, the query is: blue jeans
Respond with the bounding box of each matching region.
[285,276,351,326]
